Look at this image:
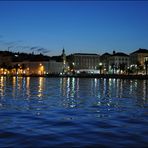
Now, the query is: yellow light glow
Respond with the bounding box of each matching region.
[38,77,43,97]
[38,64,44,75]
[0,76,4,97]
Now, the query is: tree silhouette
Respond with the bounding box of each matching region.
[97,63,104,74]
[145,60,148,75]
[0,63,8,74]
[111,63,115,74]
[21,64,26,74]
[119,63,126,74]
[13,64,20,75]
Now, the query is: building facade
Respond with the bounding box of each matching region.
[109,52,129,74]
[11,60,65,75]
[129,48,148,74]
[68,53,100,71]
[130,48,148,66]
[100,52,111,74]
[12,61,50,75]
[48,60,64,74]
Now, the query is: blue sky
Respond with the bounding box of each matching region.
[0,1,148,56]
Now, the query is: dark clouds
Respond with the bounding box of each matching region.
[0,38,50,54]
[30,46,38,50]
[31,47,50,54]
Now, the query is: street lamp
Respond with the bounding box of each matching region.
[39,63,44,75]
[71,62,75,74]
[99,62,103,74]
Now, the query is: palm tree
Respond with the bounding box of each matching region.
[13,64,20,75]
[111,63,115,74]
[7,65,13,75]
[21,64,26,75]
[145,61,148,75]
[97,63,104,74]
[136,61,139,74]
[0,63,8,75]
[119,63,126,74]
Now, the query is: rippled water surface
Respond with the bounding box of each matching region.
[0,77,148,147]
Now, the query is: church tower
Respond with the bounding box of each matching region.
[62,48,67,73]
[62,48,66,66]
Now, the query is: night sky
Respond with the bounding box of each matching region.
[0,1,148,56]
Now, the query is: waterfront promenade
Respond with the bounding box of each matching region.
[1,74,148,80]
[48,74,148,79]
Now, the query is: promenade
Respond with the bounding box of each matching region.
[1,74,148,80]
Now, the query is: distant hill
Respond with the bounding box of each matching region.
[0,50,51,62]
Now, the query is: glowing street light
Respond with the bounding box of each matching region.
[39,63,44,75]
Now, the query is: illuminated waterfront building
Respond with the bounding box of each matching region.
[100,52,111,74]
[68,53,100,70]
[48,60,63,74]
[12,60,65,75]
[12,61,49,75]
[130,48,148,66]
[109,51,129,74]
[129,49,148,75]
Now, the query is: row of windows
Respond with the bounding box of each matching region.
[76,65,95,69]
[113,58,129,61]
[76,62,97,66]
[75,59,99,63]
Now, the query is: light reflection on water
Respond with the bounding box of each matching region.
[38,77,44,98]
[58,77,148,109]
[0,76,5,98]
[0,76,147,147]
[0,76,147,108]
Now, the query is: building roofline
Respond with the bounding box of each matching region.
[130,48,148,54]
[72,53,99,56]
[101,52,111,56]
[111,52,129,57]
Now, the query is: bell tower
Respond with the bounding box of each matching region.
[62,48,66,66]
[62,48,67,74]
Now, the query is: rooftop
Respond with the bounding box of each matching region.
[72,53,99,56]
[101,52,111,56]
[112,52,129,57]
[131,48,148,54]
